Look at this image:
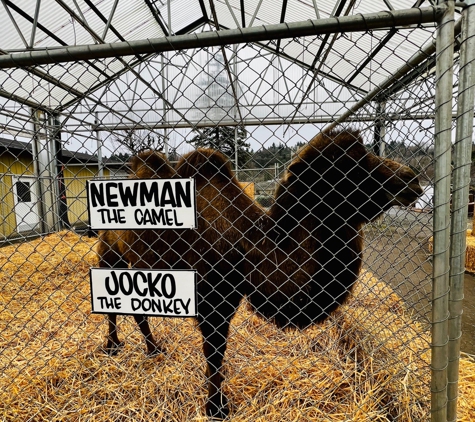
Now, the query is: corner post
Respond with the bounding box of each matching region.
[447,1,475,420]
[432,1,455,421]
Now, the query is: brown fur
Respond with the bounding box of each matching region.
[97,129,422,419]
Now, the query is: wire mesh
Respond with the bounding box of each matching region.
[0,13,473,422]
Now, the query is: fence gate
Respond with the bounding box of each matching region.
[1,1,475,421]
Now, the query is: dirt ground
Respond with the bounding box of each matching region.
[363,207,475,355]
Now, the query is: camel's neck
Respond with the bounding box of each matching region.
[247,185,365,329]
[271,211,364,272]
[267,185,363,248]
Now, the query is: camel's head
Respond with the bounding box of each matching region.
[282,129,423,223]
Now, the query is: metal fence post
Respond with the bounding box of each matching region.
[31,108,58,233]
[432,1,455,421]
[447,2,475,421]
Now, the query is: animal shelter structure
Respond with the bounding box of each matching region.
[1,1,475,421]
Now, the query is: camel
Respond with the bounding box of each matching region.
[96,128,422,419]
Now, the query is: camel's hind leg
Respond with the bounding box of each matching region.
[133,314,164,356]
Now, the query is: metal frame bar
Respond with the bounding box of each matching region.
[31,109,58,233]
[275,0,289,52]
[311,0,320,19]
[372,101,387,156]
[208,0,244,125]
[79,0,125,42]
[248,0,265,27]
[175,16,208,35]
[101,0,120,40]
[222,0,241,28]
[345,28,398,87]
[0,7,444,68]
[29,0,41,49]
[382,0,395,10]
[447,2,475,421]
[431,1,455,420]
[144,0,171,36]
[76,110,474,132]
[240,0,246,27]
[197,0,210,21]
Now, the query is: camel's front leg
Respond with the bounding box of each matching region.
[199,313,231,420]
[105,314,164,356]
[105,313,124,355]
[133,314,164,356]
[197,271,243,420]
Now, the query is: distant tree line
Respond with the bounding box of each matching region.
[109,127,306,172]
[109,128,442,184]
[250,141,305,169]
[367,138,435,183]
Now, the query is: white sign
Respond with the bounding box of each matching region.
[90,268,197,317]
[87,179,196,230]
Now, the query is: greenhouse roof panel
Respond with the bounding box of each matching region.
[0,0,460,113]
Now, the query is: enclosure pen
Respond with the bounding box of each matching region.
[1,0,475,421]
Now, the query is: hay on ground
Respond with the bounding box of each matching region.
[0,230,473,421]
[465,231,475,273]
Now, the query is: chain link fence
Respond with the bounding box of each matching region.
[1,3,475,421]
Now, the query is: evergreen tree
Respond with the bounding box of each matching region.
[251,141,302,168]
[189,126,251,168]
[109,151,131,162]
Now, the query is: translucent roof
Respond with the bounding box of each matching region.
[0,0,462,117]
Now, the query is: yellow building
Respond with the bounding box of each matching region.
[0,138,125,240]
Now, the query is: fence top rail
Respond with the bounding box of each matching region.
[0,6,444,69]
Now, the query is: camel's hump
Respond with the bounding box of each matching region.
[176,148,235,182]
[130,150,175,179]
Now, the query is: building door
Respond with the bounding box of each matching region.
[12,176,40,232]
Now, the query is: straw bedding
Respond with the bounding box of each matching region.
[0,231,474,421]
[465,231,475,273]
[434,230,475,274]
